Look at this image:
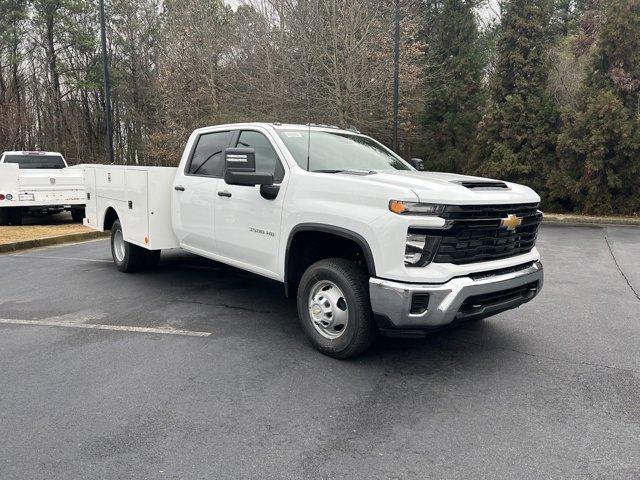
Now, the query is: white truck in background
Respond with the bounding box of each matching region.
[0,151,85,225]
[83,122,543,358]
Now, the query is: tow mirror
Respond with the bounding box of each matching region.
[223,148,273,186]
[408,158,425,171]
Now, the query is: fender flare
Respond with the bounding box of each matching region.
[284,223,377,291]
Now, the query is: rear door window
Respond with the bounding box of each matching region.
[187,131,233,177]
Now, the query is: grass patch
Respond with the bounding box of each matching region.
[0,223,91,245]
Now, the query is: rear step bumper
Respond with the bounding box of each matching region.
[369,261,543,334]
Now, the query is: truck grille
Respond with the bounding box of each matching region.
[414,203,542,265]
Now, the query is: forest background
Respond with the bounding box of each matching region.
[1,0,638,214]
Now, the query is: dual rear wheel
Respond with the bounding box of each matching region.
[71,208,85,223]
[8,208,23,225]
[110,219,160,272]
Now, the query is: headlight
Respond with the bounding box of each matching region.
[389,200,445,216]
[404,231,441,267]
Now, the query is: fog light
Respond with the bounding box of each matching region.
[5,194,12,200]
[404,231,441,267]
[410,294,430,314]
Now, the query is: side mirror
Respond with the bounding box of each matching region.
[223,148,273,186]
[408,158,425,171]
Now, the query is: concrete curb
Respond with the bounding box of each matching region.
[542,214,640,227]
[0,230,109,254]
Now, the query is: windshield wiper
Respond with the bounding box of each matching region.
[312,169,377,175]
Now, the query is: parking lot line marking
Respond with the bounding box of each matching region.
[6,255,226,271]
[8,254,113,263]
[0,319,212,337]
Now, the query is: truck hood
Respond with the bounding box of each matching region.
[358,170,540,204]
[17,167,84,188]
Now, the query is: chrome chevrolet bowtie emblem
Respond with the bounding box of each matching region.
[501,214,522,231]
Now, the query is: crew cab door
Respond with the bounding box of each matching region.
[214,129,288,277]
[172,130,233,255]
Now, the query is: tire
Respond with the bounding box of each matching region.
[145,250,161,269]
[110,219,147,273]
[71,207,85,223]
[0,209,8,226]
[8,207,22,226]
[297,258,377,359]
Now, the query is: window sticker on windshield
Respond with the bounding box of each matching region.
[284,132,303,138]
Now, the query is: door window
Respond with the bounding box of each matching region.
[187,131,233,177]
[236,131,285,183]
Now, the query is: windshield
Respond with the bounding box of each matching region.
[276,130,411,172]
[2,154,66,169]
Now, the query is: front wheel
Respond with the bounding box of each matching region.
[111,219,149,273]
[297,258,377,359]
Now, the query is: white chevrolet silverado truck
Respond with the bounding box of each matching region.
[0,151,85,225]
[82,123,543,358]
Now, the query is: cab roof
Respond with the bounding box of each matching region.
[191,122,362,137]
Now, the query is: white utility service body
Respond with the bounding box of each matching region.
[83,123,544,358]
[83,165,179,251]
[0,151,85,224]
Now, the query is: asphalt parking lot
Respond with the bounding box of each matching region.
[1,224,639,479]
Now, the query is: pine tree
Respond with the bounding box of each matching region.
[473,0,558,196]
[552,0,640,214]
[420,0,484,173]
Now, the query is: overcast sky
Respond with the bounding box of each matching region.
[222,0,500,24]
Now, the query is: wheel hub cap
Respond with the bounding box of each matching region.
[113,229,125,262]
[308,281,349,339]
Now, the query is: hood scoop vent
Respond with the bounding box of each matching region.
[456,180,509,190]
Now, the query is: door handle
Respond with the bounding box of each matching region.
[174,185,185,192]
[218,191,232,198]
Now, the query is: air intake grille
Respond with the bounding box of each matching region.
[459,281,539,316]
[413,203,541,265]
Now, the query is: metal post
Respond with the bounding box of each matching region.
[392,0,400,152]
[99,0,114,163]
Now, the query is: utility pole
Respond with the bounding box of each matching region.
[392,0,400,152]
[99,0,115,163]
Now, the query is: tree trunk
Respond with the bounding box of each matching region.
[45,11,63,150]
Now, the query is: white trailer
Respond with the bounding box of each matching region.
[0,151,85,225]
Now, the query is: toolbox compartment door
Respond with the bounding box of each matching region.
[0,163,19,198]
[124,169,149,246]
[83,166,97,227]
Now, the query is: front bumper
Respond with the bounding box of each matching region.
[369,261,543,335]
